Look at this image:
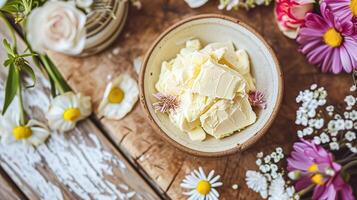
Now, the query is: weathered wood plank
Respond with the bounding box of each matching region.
[48,1,354,199]
[0,166,26,200]
[0,18,160,200]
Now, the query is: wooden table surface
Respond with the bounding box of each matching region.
[1,1,354,200]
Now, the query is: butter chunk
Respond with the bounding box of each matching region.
[186,39,201,50]
[188,127,206,141]
[200,95,256,139]
[180,91,215,122]
[155,61,183,95]
[192,60,246,100]
[203,41,240,69]
[169,108,200,132]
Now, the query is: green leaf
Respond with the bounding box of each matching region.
[21,63,36,88]
[2,65,19,115]
[3,58,12,67]
[48,76,57,97]
[2,39,13,55]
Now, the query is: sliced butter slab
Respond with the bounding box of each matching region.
[188,127,206,141]
[200,95,256,139]
[180,91,215,122]
[191,59,245,100]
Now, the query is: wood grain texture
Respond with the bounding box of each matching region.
[0,167,26,200]
[48,1,353,199]
[0,18,160,200]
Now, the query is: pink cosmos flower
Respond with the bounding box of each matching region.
[275,0,315,38]
[325,0,357,24]
[297,2,357,74]
[287,140,355,200]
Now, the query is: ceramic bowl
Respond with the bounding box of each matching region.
[139,14,283,157]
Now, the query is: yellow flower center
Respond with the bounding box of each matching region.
[311,174,325,186]
[196,180,211,195]
[351,0,357,16]
[323,28,343,48]
[308,163,319,173]
[63,108,81,122]
[108,87,124,104]
[12,126,32,140]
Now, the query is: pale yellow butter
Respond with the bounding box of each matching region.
[188,127,206,141]
[169,108,200,132]
[180,91,215,122]
[191,60,246,100]
[200,95,257,139]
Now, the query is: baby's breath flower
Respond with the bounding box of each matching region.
[345,131,356,142]
[320,132,330,144]
[329,142,340,150]
[344,95,356,108]
[313,136,321,145]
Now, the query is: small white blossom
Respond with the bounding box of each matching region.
[276,147,283,154]
[350,85,356,92]
[326,105,334,112]
[345,131,356,142]
[350,111,357,121]
[297,130,303,138]
[329,142,340,150]
[257,152,264,158]
[314,119,324,129]
[345,120,353,129]
[320,132,330,144]
[313,136,321,145]
[345,95,356,108]
[310,84,317,90]
[256,159,262,166]
[264,155,271,163]
[270,164,278,172]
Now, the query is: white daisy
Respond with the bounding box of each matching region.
[0,111,50,146]
[98,74,139,120]
[246,170,268,198]
[181,167,222,200]
[47,91,92,132]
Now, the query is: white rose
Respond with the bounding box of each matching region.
[26,1,86,55]
[0,0,6,8]
[75,0,93,11]
[184,0,209,8]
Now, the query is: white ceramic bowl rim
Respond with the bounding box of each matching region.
[139,14,283,157]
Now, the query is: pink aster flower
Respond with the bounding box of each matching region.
[275,0,315,38]
[152,93,179,113]
[248,91,267,109]
[297,2,357,74]
[325,0,357,24]
[287,140,355,200]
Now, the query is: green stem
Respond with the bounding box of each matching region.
[342,160,357,172]
[337,153,357,164]
[39,55,66,95]
[0,12,17,47]
[298,184,314,197]
[16,68,26,125]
